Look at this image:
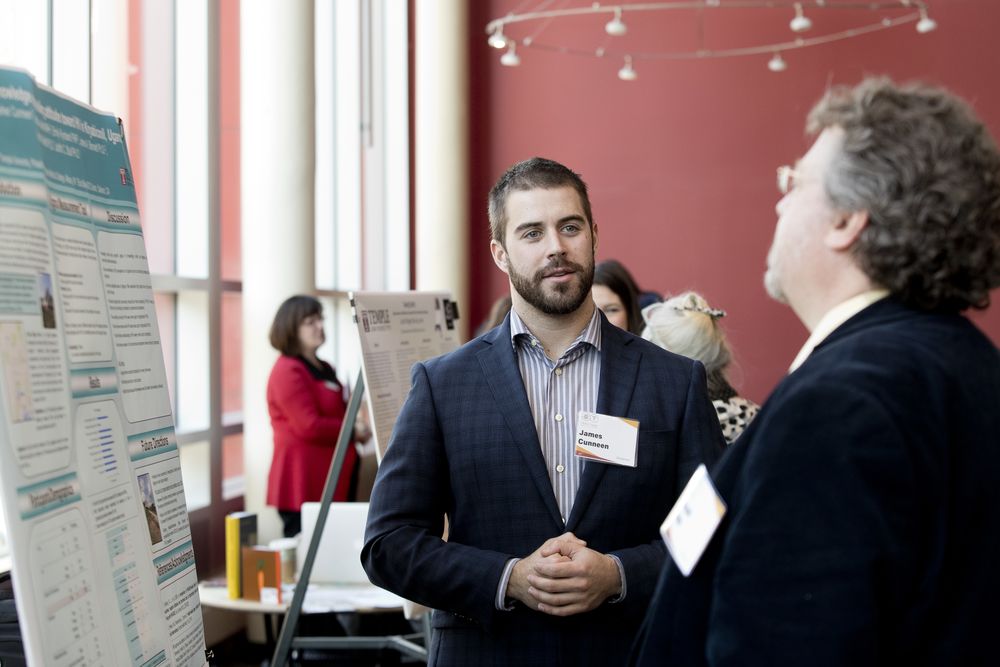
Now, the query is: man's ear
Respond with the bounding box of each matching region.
[826,209,868,251]
[490,239,510,275]
[591,222,599,253]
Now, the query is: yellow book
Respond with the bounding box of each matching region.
[225,511,257,599]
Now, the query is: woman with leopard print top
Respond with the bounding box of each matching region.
[642,291,760,444]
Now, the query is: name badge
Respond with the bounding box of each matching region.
[574,411,639,467]
[660,464,726,576]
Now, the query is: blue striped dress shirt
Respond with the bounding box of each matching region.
[495,307,626,609]
[510,307,602,522]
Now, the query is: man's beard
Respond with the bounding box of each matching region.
[509,254,595,316]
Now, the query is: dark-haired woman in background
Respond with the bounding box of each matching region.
[266,295,368,538]
[593,259,644,334]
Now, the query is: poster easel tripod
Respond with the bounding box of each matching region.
[270,372,429,666]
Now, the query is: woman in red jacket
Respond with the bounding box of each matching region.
[266,295,364,538]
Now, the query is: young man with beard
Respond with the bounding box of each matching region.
[363,157,725,665]
[632,79,1000,666]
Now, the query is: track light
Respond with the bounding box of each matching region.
[789,3,812,33]
[488,25,507,49]
[605,7,627,37]
[500,42,521,67]
[618,55,637,81]
[486,3,937,75]
[916,9,937,33]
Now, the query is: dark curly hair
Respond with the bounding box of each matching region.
[594,259,643,335]
[488,157,593,246]
[807,78,1000,312]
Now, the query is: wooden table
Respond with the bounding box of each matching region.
[198,582,427,664]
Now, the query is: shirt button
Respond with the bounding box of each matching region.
[554,414,563,422]
[555,368,563,376]
[556,464,565,473]
[531,340,538,347]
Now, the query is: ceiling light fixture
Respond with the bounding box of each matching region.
[485,1,938,81]
[789,3,813,33]
[618,55,638,80]
[488,25,507,50]
[605,7,628,37]
[916,8,938,33]
[500,42,521,67]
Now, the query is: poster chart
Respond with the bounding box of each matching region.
[0,67,206,666]
[350,292,460,461]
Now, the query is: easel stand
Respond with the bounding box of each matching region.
[270,372,429,666]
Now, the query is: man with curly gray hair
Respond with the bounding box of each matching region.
[633,78,1000,666]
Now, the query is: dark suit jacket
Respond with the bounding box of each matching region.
[362,313,725,666]
[632,298,1000,667]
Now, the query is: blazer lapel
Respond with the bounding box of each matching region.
[567,322,641,531]
[478,321,564,528]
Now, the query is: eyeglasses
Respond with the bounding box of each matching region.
[776,165,801,195]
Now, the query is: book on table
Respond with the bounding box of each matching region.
[224,511,257,599]
[241,546,282,604]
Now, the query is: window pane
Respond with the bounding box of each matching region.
[52,0,90,101]
[334,0,363,290]
[318,296,362,387]
[139,0,175,275]
[315,0,337,289]
[175,0,209,278]
[90,0,130,123]
[222,433,244,501]
[0,2,49,83]
[220,0,241,282]
[314,0,363,291]
[178,440,210,511]
[381,1,410,290]
[153,292,177,415]
[221,292,242,421]
[176,290,209,433]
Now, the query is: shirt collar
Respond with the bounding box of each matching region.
[509,306,603,355]
[788,289,889,373]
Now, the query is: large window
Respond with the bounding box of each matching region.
[131,0,239,530]
[0,0,411,573]
[315,0,411,385]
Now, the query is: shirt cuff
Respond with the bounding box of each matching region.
[495,558,519,610]
[607,554,626,603]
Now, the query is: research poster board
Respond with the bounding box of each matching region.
[0,67,206,666]
[350,291,460,461]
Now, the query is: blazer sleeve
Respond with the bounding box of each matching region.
[361,362,510,628]
[611,360,725,614]
[269,360,345,441]
[677,360,727,488]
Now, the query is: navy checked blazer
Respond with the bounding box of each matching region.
[362,312,725,666]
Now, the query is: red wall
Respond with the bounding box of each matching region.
[466,0,1000,402]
